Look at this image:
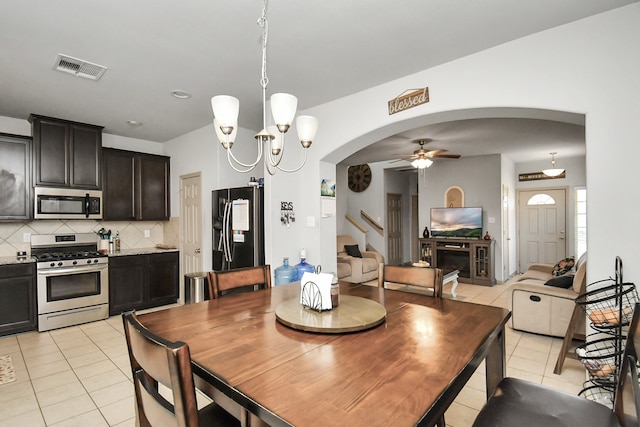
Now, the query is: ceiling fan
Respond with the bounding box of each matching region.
[392,139,461,169]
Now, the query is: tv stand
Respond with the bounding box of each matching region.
[419,238,495,286]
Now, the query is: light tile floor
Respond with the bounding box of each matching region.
[0,278,588,426]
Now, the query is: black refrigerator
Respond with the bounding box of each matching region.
[212,186,265,271]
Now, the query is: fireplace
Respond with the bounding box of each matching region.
[436,249,471,279]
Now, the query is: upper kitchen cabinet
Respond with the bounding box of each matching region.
[29,114,103,189]
[102,148,170,221]
[0,133,32,221]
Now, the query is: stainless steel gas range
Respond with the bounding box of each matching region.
[31,233,109,332]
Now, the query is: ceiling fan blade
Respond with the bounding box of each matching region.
[431,154,461,159]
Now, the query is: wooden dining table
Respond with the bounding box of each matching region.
[137,281,511,427]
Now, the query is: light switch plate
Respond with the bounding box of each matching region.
[144,230,150,238]
[306,216,316,227]
[23,232,31,243]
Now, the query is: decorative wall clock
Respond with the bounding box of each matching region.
[348,164,372,193]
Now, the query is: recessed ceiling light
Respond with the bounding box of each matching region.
[126,120,143,127]
[171,90,191,99]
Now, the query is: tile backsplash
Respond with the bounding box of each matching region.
[0,218,180,257]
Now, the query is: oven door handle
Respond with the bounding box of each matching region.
[38,264,108,276]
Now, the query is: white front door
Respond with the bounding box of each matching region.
[518,188,566,272]
[180,173,203,281]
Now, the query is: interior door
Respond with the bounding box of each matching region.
[518,188,566,272]
[180,173,203,281]
[386,193,403,265]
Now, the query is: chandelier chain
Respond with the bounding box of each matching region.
[259,0,269,91]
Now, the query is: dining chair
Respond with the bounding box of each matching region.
[472,303,640,427]
[122,311,240,427]
[377,264,444,298]
[207,265,272,299]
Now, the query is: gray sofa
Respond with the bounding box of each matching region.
[507,257,586,337]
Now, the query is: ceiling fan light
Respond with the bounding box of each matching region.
[412,158,433,169]
[211,95,239,129]
[296,115,318,147]
[271,93,298,131]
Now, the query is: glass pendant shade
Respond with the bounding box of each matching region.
[271,93,298,128]
[296,115,319,143]
[542,168,564,177]
[211,95,239,128]
[412,158,433,169]
[213,119,237,147]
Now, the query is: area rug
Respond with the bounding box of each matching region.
[0,355,16,385]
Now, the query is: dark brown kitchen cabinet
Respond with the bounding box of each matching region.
[108,251,179,316]
[102,148,170,221]
[0,133,32,221]
[147,252,180,305]
[29,114,102,189]
[108,254,146,315]
[0,263,37,336]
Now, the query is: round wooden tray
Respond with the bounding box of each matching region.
[275,295,386,333]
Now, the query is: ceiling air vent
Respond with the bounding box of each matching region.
[54,54,108,81]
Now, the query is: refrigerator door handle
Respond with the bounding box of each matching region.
[222,201,233,263]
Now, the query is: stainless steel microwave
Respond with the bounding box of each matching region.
[34,187,102,219]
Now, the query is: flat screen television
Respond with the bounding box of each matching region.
[430,207,483,238]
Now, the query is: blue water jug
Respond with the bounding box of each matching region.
[274,257,297,285]
[295,248,315,281]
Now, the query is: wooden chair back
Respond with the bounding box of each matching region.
[614,303,640,426]
[207,265,271,299]
[377,264,444,298]
[123,311,200,427]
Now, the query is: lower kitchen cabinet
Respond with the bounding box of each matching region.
[0,263,37,336]
[109,252,179,316]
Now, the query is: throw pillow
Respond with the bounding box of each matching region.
[344,244,362,258]
[552,257,575,276]
[545,274,575,289]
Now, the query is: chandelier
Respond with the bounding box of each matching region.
[211,0,318,175]
[542,152,565,177]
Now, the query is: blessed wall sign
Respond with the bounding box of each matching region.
[388,87,429,115]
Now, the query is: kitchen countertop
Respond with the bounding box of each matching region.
[0,256,35,266]
[0,247,178,265]
[108,247,179,257]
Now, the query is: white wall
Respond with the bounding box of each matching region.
[163,123,262,271]
[263,4,640,285]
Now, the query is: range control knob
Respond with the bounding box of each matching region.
[86,259,92,264]
[50,262,55,267]
[72,260,78,265]
[57,262,63,267]
[93,259,99,263]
